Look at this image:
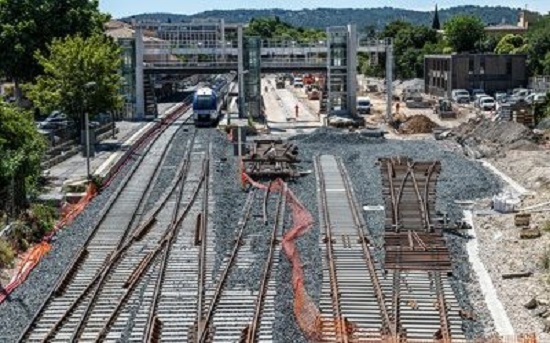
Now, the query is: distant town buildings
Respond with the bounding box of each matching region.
[484,10,535,36]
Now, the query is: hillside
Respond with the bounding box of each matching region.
[120,6,529,29]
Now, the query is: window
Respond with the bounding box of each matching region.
[469,58,474,74]
[480,58,485,74]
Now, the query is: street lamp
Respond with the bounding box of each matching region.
[83,81,97,182]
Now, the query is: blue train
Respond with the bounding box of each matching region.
[192,75,232,126]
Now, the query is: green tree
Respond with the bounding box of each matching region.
[494,34,529,54]
[0,101,46,214]
[379,20,413,39]
[526,15,550,75]
[0,0,108,100]
[246,16,325,42]
[393,25,439,78]
[444,15,485,53]
[25,34,123,132]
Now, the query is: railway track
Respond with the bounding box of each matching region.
[19,110,194,342]
[316,155,466,342]
[199,183,286,343]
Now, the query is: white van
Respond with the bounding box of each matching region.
[357,97,371,114]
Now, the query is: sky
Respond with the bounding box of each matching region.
[99,0,550,18]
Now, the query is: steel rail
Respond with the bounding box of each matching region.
[17,106,191,343]
[143,143,211,342]
[91,137,202,342]
[197,189,257,343]
[424,162,438,233]
[386,161,400,231]
[243,183,286,343]
[195,144,211,341]
[335,157,395,339]
[407,162,428,231]
[67,132,197,342]
[315,156,347,343]
[433,272,452,343]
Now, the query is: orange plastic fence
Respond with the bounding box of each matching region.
[242,173,324,340]
[241,172,540,343]
[0,183,97,304]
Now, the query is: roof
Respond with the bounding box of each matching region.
[425,53,527,59]
[485,25,528,32]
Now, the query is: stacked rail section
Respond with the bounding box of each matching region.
[316,155,465,343]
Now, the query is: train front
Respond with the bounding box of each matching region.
[192,87,218,126]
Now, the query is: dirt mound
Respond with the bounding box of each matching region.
[449,117,537,158]
[398,115,438,134]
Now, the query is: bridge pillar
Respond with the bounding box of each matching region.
[385,42,393,122]
[237,26,262,120]
[238,25,245,119]
[135,27,145,121]
[347,24,358,117]
[327,25,357,117]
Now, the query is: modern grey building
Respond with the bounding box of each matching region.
[424,54,528,98]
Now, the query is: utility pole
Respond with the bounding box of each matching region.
[385,40,393,123]
[84,82,97,182]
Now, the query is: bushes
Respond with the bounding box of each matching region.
[2,203,57,256]
[0,239,15,269]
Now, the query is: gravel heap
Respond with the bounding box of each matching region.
[276,128,503,340]
[448,117,538,158]
[0,124,191,342]
[399,114,438,134]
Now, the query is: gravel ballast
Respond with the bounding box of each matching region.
[272,128,504,341]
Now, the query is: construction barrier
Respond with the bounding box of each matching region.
[0,183,96,304]
[242,173,323,340]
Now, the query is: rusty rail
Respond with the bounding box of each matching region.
[242,183,286,343]
[316,157,348,342]
[336,157,395,339]
[197,189,257,343]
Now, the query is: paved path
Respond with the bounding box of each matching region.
[262,76,322,137]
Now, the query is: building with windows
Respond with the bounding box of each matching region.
[484,10,537,36]
[424,54,528,97]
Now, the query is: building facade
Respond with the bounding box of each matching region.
[424,54,528,98]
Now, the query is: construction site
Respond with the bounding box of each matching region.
[0,18,549,343]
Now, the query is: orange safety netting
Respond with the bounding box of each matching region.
[0,183,97,304]
[241,173,324,341]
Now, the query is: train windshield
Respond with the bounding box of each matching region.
[194,95,215,110]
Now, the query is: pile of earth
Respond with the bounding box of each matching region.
[448,117,538,158]
[398,115,438,134]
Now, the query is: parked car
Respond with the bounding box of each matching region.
[512,88,531,100]
[294,77,304,88]
[525,93,547,105]
[36,111,69,130]
[470,89,485,101]
[356,97,371,114]
[479,96,496,111]
[495,92,508,103]
[474,93,489,107]
[451,89,470,103]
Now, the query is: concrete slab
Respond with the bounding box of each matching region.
[262,76,322,137]
[463,210,515,336]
